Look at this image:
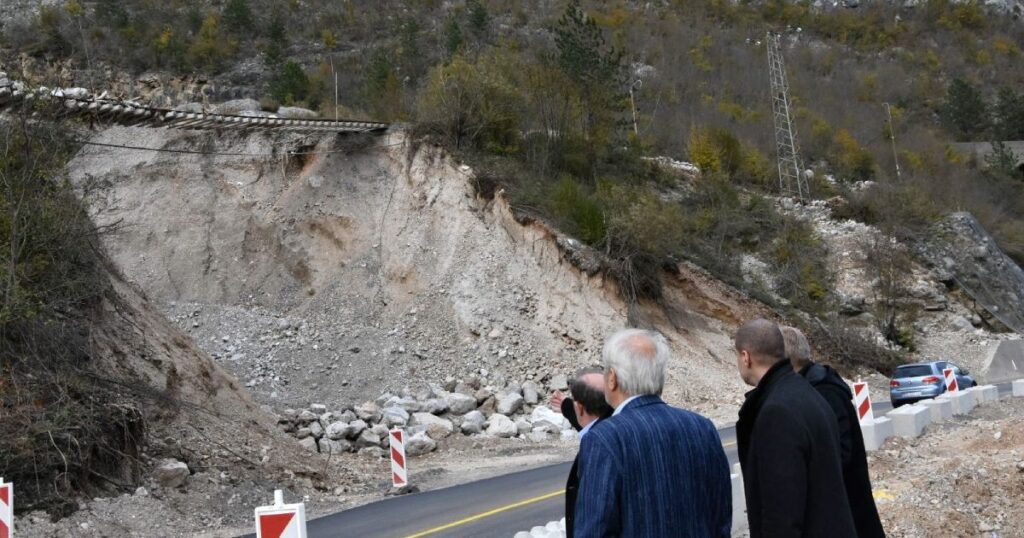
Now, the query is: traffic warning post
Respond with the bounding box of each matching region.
[851,383,892,451]
[0,478,12,538]
[390,429,408,488]
[852,382,874,424]
[942,368,958,393]
[254,490,306,538]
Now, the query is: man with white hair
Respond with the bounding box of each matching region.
[574,329,731,537]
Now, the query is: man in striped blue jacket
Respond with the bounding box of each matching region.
[574,329,732,537]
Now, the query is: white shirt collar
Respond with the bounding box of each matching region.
[578,420,596,439]
[612,395,643,416]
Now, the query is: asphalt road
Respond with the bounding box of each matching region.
[244,381,1012,538]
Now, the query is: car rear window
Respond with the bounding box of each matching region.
[895,365,933,378]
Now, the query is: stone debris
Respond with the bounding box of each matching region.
[274,374,582,455]
[152,459,190,488]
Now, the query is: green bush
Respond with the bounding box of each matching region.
[417,52,522,151]
[550,176,606,244]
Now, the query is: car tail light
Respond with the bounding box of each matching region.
[921,376,941,384]
[890,380,900,388]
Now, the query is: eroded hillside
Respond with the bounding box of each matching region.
[69,127,773,422]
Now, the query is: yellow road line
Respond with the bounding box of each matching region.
[403,489,565,538]
[403,439,738,537]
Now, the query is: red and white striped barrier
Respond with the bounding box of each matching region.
[254,490,306,538]
[0,478,13,538]
[942,368,958,392]
[852,382,874,424]
[390,429,408,488]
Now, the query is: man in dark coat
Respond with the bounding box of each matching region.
[575,329,731,537]
[782,326,886,538]
[734,319,856,538]
[561,368,613,538]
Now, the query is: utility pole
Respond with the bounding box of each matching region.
[766,32,809,201]
[330,56,338,121]
[884,102,901,180]
[629,78,642,136]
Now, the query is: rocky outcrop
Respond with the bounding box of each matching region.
[916,213,1024,333]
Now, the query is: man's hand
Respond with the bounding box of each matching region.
[549,390,566,411]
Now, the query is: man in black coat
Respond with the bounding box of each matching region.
[553,367,613,538]
[734,319,856,538]
[782,326,886,538]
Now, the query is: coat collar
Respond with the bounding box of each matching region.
[737,359,793,453]
[617,394,664,414]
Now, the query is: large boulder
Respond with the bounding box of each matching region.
[348,419,368,436]
[296,410,318,424]
[172,102,204,113]
[521,381,541,405]
[214,98,261,114]
[153,459,190,488]
[355,429,381,449]
[460,411,487,435]
[383,406,410,427]
[308,421,325,439]
[446,392,477,415]
[405,432,438,456]
[319,438,351,455]
[411,413,454,439]
[530,405,571,431]
[478,396,498,417]
[393,397,422,413]
[325,421,356,440]
[496,392,525,415]
[276,106,318,119]
[354,402,381,423]
[298,437,318,452]
[420,398,449,415]
[485,414,517,438]
[515,418,532,436]
[549,374,569,392]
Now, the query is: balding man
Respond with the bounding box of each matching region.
[734,319,855,538]
[782,326,885,538]
[564,368,613,538]
[575,329,731,537]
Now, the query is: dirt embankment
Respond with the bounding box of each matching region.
[69,127,769,423]
[871,397,1024,537]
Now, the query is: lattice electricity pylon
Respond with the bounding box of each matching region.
[766,32,809,201]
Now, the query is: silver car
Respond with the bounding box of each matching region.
[889,361,977,407]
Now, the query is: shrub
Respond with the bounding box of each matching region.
[270,61,310,105]
[0,121,145,515]
[550,176,606,244]
[417,53,522,151]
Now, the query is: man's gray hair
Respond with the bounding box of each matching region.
[780,326,812,370]
[602,329,670,396]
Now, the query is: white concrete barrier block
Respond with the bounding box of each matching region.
[919,398,953,423]
[860,417,893,451]
[888,404,930,438]
[730,472,748,534]
[938,391,974,415]
[1013,379,1024,397]
[972,385,999,404]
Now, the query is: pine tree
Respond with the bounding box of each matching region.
[222,0,254,37]
[444,16,463,58]
[466,0,490,44]
[994,87,1024,140]
[941,78,990,141]
[555,0,623,90]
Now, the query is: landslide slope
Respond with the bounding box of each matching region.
[70,127,770,421]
